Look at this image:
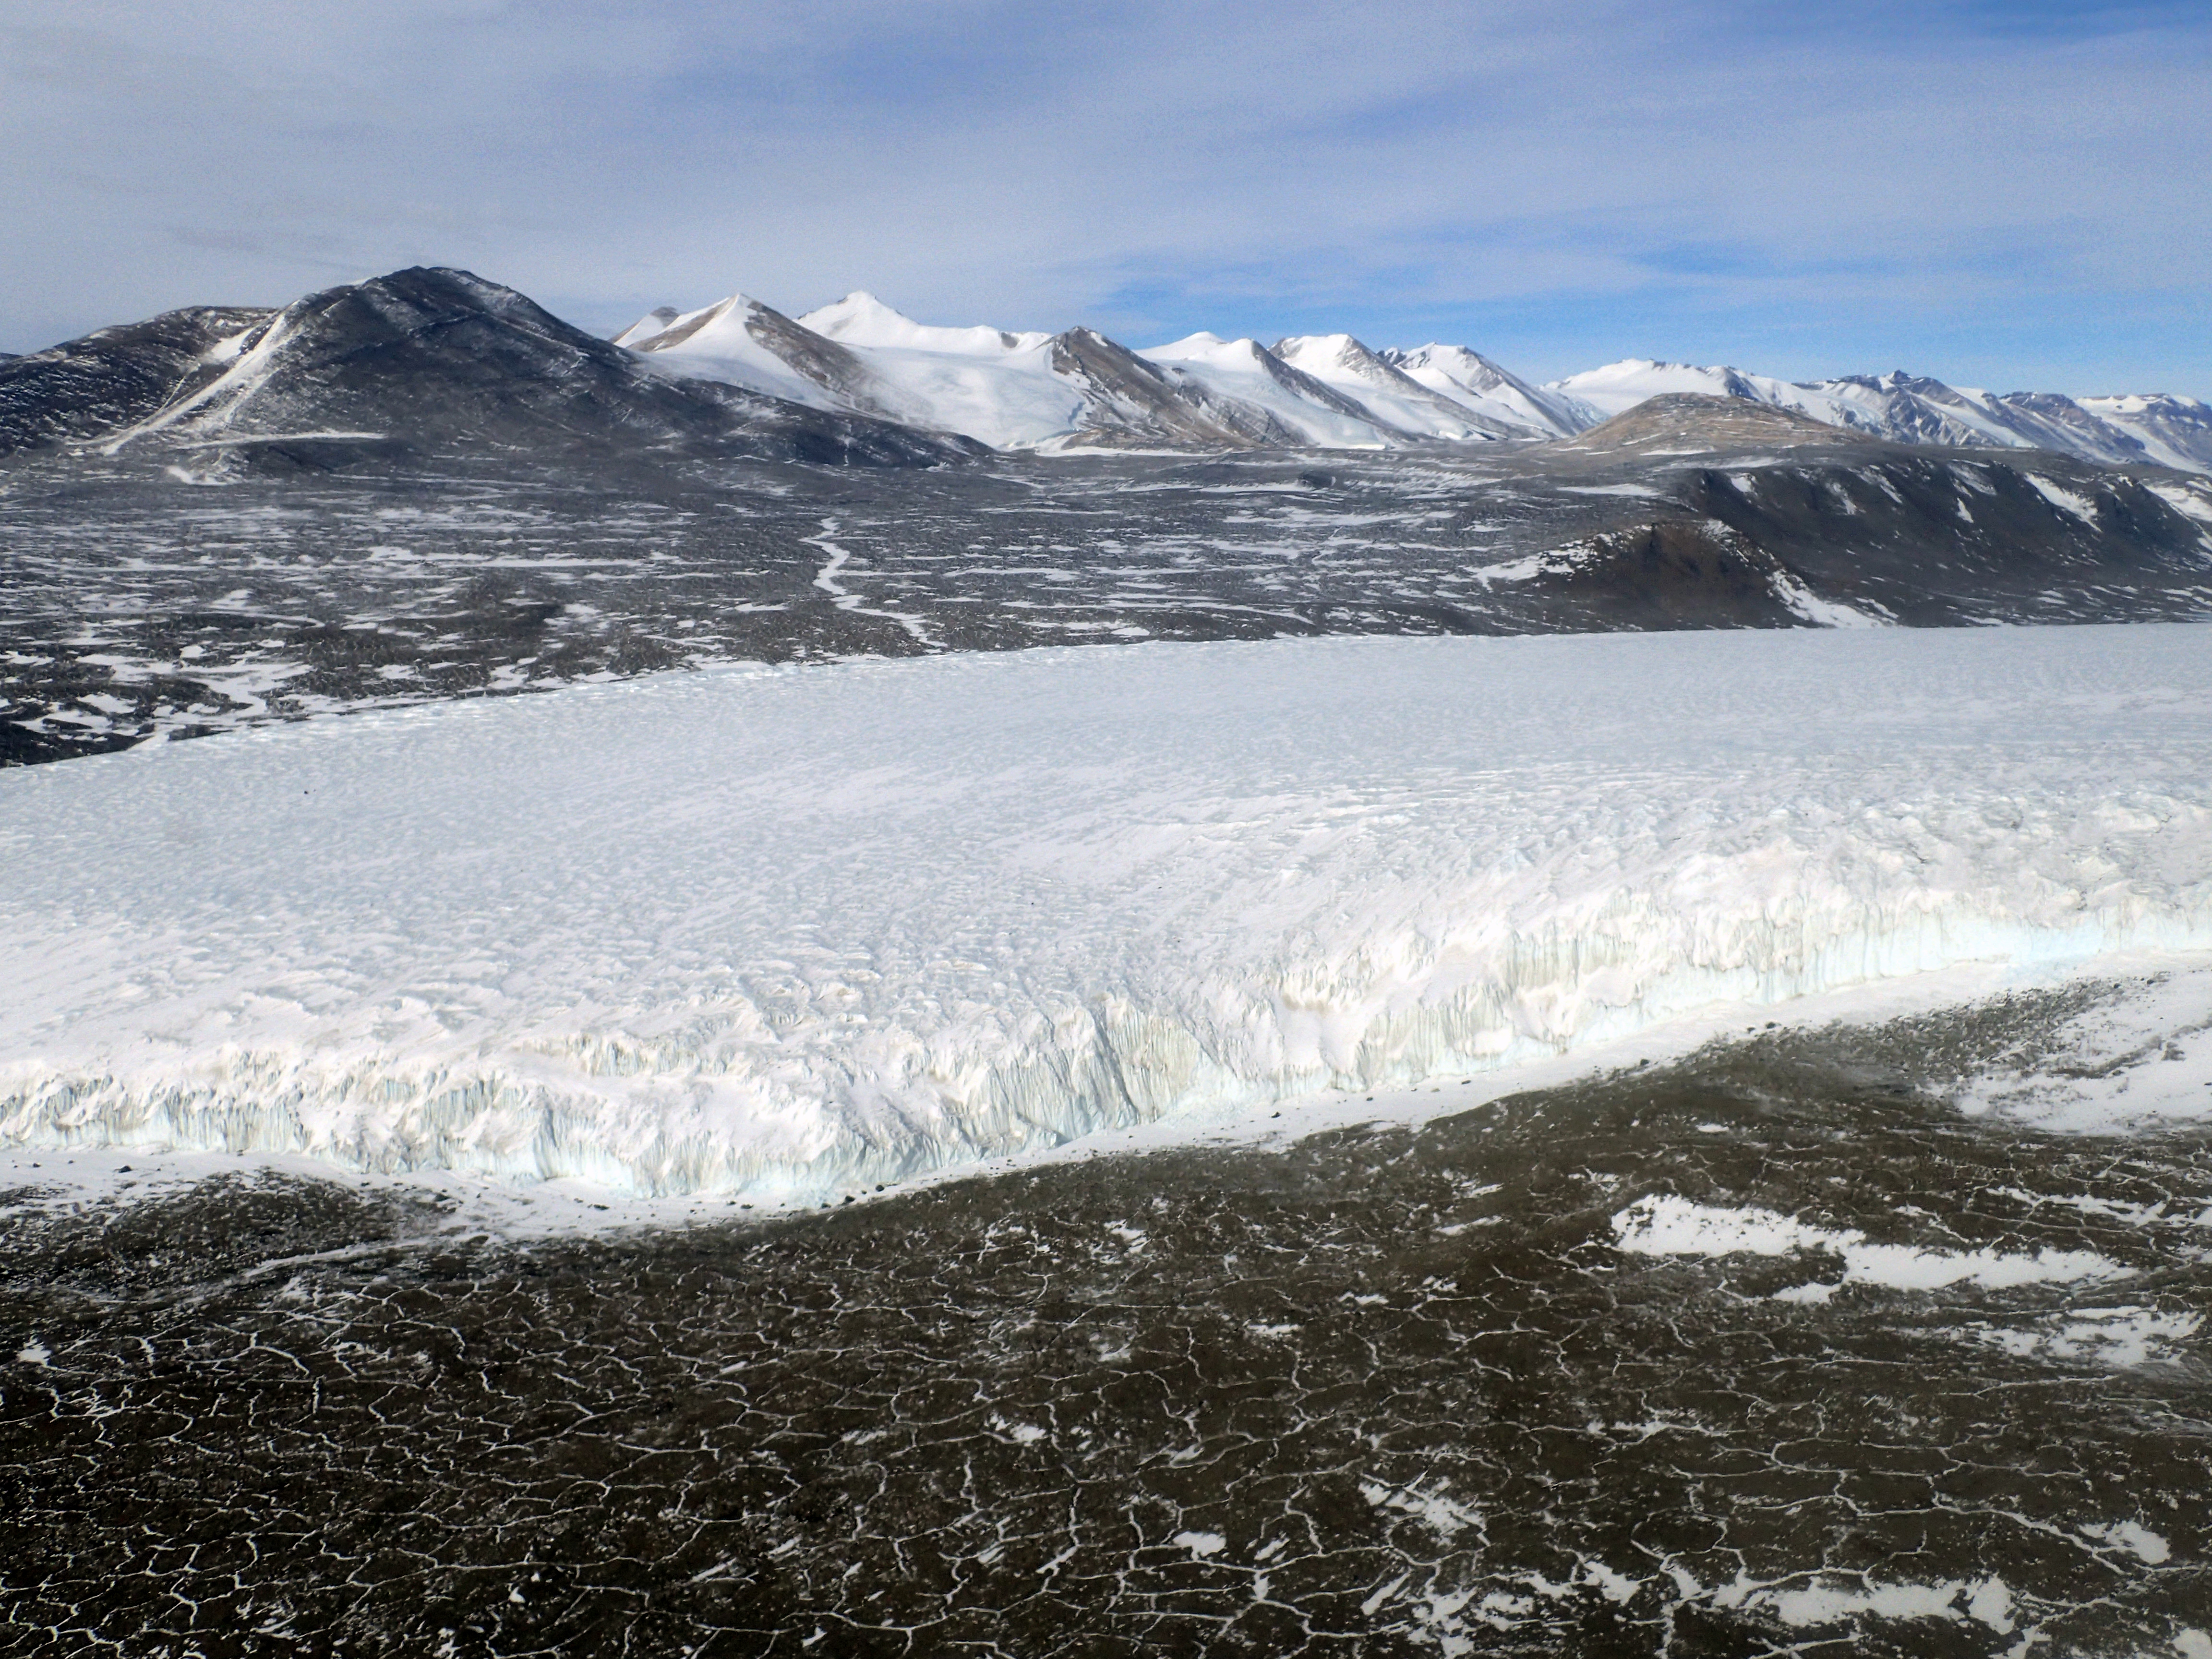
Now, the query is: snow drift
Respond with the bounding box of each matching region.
[4,626,2211,1198]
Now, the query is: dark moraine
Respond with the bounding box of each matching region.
[6,980,2207,1656]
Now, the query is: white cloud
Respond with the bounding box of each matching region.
[2,1,2206,393]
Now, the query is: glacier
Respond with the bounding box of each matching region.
[3,625,2211,1200]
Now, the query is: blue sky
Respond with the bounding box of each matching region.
[3,0,2207,395]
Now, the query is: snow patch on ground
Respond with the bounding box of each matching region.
[1734,1575,2013,1631]
[1361,1479,1482,1540]
[2078,1520,2171,1565]
[1611,1195,2131,1291]
[1955,968,2212,1130]
[1971,1307,2200,1368]
[2025,474,2100,524]
[1770,571,1892,628]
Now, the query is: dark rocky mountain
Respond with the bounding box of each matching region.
[0,305,276,456]
[4,269,975,471]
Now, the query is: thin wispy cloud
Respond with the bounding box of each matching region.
[2,0,2205,393]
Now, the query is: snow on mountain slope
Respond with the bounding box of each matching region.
[2081,395,2212,473]
[0,307,277,456]
[627,290,1260,451]
[782,292,1091,449]
[6,626,2211,1200]
[1976,389,2152,467]
[617,289,1066,447]
[1382,344,1598,439]
[1810,373,2082,451]
[1549,361,2211,476]
[1272,335,1512,441]
[614,293,860,413]
[1549,359,1791,421]
[799,291,1053,357]
[1139,334,1403,448]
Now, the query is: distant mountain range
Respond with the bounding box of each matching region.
[0,269,976,470]
[614,286,2212,473]
[1550,360,2212,475]
[612,290,1619,451]
[3,266,2207,474]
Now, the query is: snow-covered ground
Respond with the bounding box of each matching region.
[5,625,2211,1201]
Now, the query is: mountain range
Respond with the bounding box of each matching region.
[0,268,975,471]
[5,265,2201,474]
[7,265,2212,770]
[614,285,2212,473]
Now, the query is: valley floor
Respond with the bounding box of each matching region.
[6,601,2212,1655]
[7,973,2212,1656]
[5,443,2208,765]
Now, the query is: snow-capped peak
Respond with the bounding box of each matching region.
[1274,334,1524,443]
[1389,343,1508,387]
[613,291,860,414]
[798,292,1051,357]
[1547,359,1764,419]
[1142,332,1269,367]
[1138,334,1402,448]
[1379,343,1597,439]
[616,294,769,352]
[1273,333,1367,370]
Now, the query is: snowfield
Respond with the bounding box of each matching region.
[4,626,2211,1198]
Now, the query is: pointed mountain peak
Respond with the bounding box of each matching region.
[617,294,777,352]
[1274,334,1385,372]
[613,306,682,346]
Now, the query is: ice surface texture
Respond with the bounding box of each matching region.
[4,625,2211,1198]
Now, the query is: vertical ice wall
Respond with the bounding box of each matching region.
[3,626,2211,1197]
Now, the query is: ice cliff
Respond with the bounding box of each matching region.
[4,626,2211,1198]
